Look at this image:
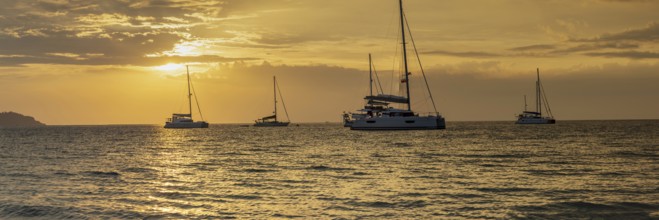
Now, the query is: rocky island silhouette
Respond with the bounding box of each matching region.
[0,112,46,128]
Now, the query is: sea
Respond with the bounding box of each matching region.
[0,120,657,219]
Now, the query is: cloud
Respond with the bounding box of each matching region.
[509,44,557,51]
[552,42,640,53]
[584,51,659,59]
[422,50,500,58]
[554,23,659,59]
[575,22,659,42]
[0,54,257,67]
[511,22,658,58]
[0,0,267,66]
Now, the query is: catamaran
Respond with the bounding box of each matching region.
[343,0,446,130]
[254,76,290,127]
[516,68,556,124]
[164,66,209,128]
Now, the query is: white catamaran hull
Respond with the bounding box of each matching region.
[253,122,290,127]
[350,116,445,130]
[164,121,209,128]
[515,117,555,124]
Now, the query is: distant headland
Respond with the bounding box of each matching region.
[0,112,46,128]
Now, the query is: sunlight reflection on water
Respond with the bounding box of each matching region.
[0,121,657,219]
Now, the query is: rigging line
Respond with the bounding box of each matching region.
[275,79,290,122]
[176,83,186,114]
[371,57,385,95]
[540,83,553,118]
[385,0,399,95]
[403,11,438,114]
[390,15,403,96]
[189,74,205,121]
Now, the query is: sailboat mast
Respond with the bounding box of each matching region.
[273,76,277,121]
[524,95,527,111]
[536,68,541,115]
[399,0,411,111]
[369,53,373,97]
[186,65,192,117]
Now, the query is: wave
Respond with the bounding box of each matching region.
[1,172,42,178]
[224,194,262,200]
[82,171,120,177]
[523,169,597,176]
[121,167,157,173]
[345,199,429,209]
[508,201,659,219]
[53,170,76,176]
[471,187,536,193]
[0,203,156,219]
[153,191,205,200]
[390,142,413,147]
[614,150,657,158]
[306,165,354,171]
[0,204,84,219]
[241,168,279,173]
[271,213,304,218]
[461,154,531,159]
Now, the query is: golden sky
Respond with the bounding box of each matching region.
[1,0,658,124]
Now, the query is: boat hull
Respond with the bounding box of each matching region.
[515,117,555,124]
[164,121,209,128]
[254,122,290,127]
[350,116,445,130]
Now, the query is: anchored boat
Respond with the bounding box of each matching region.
[164,66,209,129]
[254,76,290,127]
[344,0,446,130]
[516,68,556,124]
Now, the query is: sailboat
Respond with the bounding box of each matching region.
[164,66,209,128]
[254,76,290,127]
[343,54,381,127]
[344,0,446,130]
[516,68,556,124]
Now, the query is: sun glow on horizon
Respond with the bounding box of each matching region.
[155,63,185,71]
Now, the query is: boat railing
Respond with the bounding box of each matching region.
[419,112,443,117]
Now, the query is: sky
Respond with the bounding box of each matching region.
[0,0,658,125]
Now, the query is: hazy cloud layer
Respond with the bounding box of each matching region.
[0,0,267,66]
[584,51,659,59]
[579,22,659,42]
[1,0,658,66]
[422,50,500,58]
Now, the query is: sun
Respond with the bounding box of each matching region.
[155,63,184,71]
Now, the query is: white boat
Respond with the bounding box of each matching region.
[164,66,209,128]
[254,76,290,127]
[516,68,556,124]
[343,0,446,130]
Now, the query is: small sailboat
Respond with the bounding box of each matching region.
[254,76,290,127]
[516,68,556,124]
[164,66,209,128]
[343,0,446,130]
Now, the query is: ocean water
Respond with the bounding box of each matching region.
[0,121,657,219]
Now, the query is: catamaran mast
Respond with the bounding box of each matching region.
[274,76,278,121]
[536,68,541,115]
[369,53,373,97]
[186,65,192,117]
[399,0,411,111]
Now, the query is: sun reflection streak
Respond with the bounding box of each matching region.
[143,128,235,217]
